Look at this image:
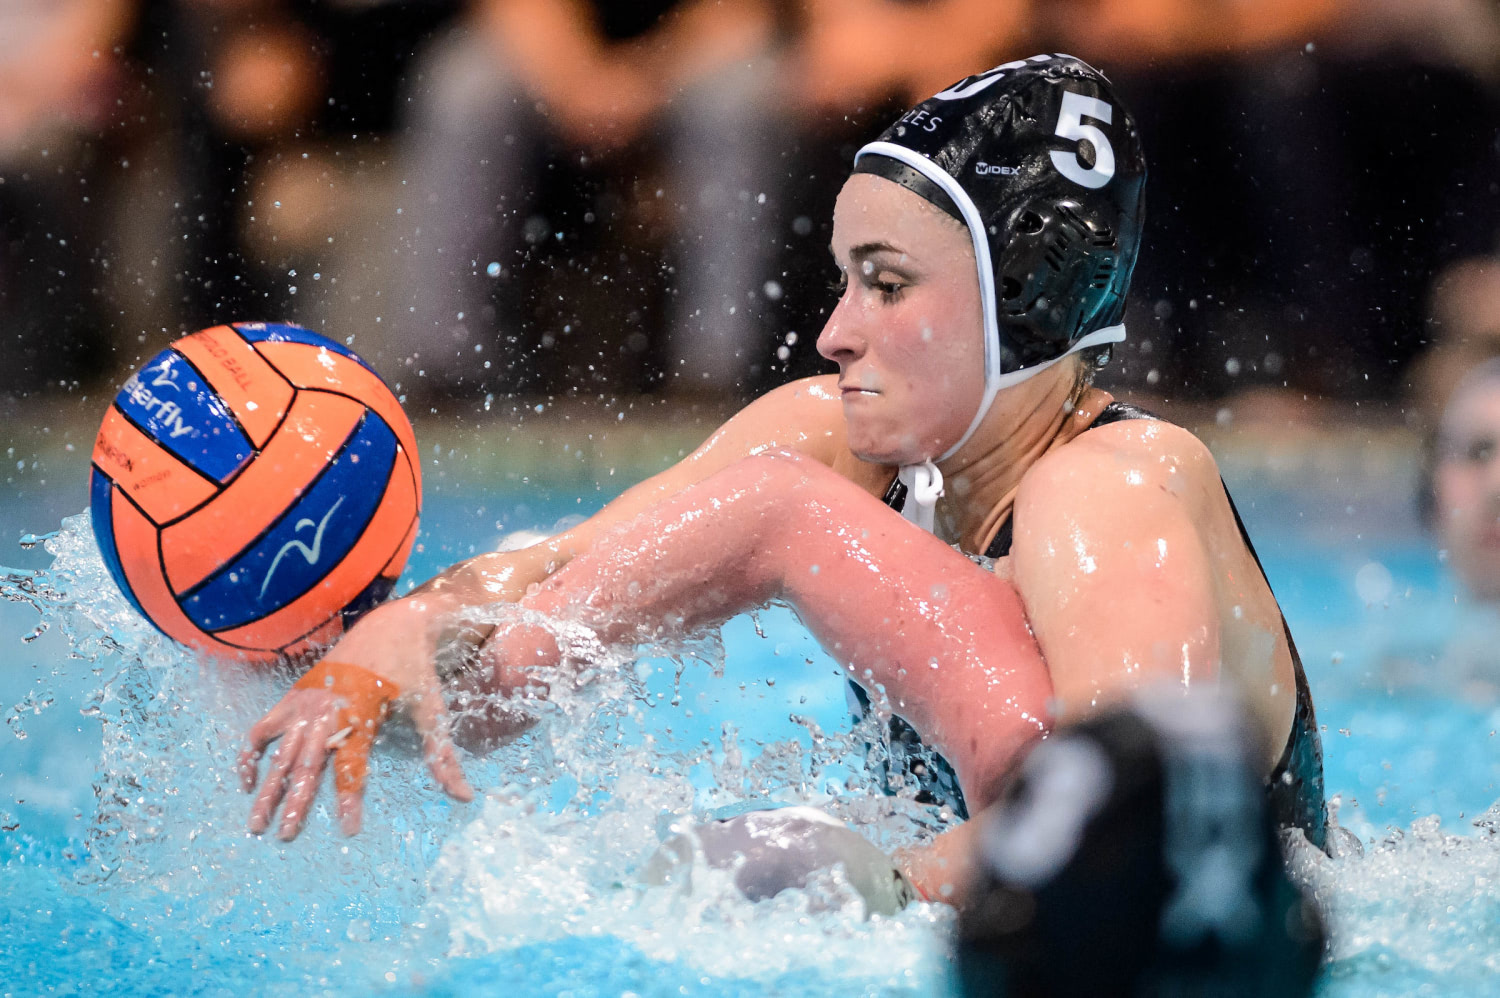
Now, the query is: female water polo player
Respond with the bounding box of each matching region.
[238,55,1326,900]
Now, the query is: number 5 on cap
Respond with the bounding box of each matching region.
[1050,91,1115,190]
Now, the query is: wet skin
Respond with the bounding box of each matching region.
[239,175,1299,898]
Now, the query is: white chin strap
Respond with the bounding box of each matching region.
[895,323,1127,534]
[898,461,944,532]
[853,142,1130,536]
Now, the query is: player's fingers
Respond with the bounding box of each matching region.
[332,725,374,836]
[239,697,301,792]
[336,789,364,837]
[245,696,300,754]
[276,717,336,841]
[426,738,475,803]
[237,744,263,794]
[331,719,377,799]
[411,685,474,802]
[249,723,304,835]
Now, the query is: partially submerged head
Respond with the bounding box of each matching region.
[819,54,1147,467]
[1430,359,1500,600]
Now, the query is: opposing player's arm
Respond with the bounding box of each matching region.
[1008,420,1224,721]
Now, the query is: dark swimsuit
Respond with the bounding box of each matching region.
[853,401,1328,850]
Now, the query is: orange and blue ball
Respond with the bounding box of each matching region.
[89,322,421,663]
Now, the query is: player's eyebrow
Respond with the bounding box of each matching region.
[828,240,910,264]
[850,240,905,259]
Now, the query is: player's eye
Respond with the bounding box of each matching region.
[1465,437,1496,464]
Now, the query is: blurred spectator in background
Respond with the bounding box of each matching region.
[794,0,1029,113]
[366,0,783,401]
[122,0,458,362]
[0,0,137,395]
[1043,0,1500,403]
[5,0,1500,413]
[0,0,461,401]
[366,0,1032,402]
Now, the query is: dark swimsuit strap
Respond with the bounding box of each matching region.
[871,400,1327,846]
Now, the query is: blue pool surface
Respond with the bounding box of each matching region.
[3,411,1499,997]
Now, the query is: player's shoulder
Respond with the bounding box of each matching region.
[700,375,846,462]
[726,376,896,493]
[1019,411,1221,513]
[750,374,844,417]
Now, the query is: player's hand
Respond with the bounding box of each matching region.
[238,658,474,840]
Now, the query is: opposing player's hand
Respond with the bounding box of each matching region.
[238,658,474,841]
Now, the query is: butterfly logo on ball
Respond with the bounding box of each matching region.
[259,495,345,601]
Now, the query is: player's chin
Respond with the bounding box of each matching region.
[845,429,911,468]
[841,399,937,464]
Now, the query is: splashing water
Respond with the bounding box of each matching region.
[1286,816,1500,996]
[0,513,955,995]
[7,513,1500,996]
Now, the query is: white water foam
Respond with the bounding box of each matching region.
[9,513,1500,997]
[2,513,954,994]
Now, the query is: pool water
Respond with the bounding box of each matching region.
[3,415,1499,997]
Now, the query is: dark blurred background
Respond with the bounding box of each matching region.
[4,0,1500,424]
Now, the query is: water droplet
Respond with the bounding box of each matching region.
[1355,561,1394,604]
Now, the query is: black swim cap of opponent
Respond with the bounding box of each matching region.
[954,691,1324,998]
[854,54,1147,462]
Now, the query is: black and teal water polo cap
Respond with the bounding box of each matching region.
[853,54,1147,466]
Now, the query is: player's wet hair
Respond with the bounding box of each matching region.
[854,54,1146,465]
[955,691,1325,998]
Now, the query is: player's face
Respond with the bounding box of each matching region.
[1435,377,1500,601]
[819,174,986,465]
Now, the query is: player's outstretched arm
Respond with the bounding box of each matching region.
[237,378,862,840]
